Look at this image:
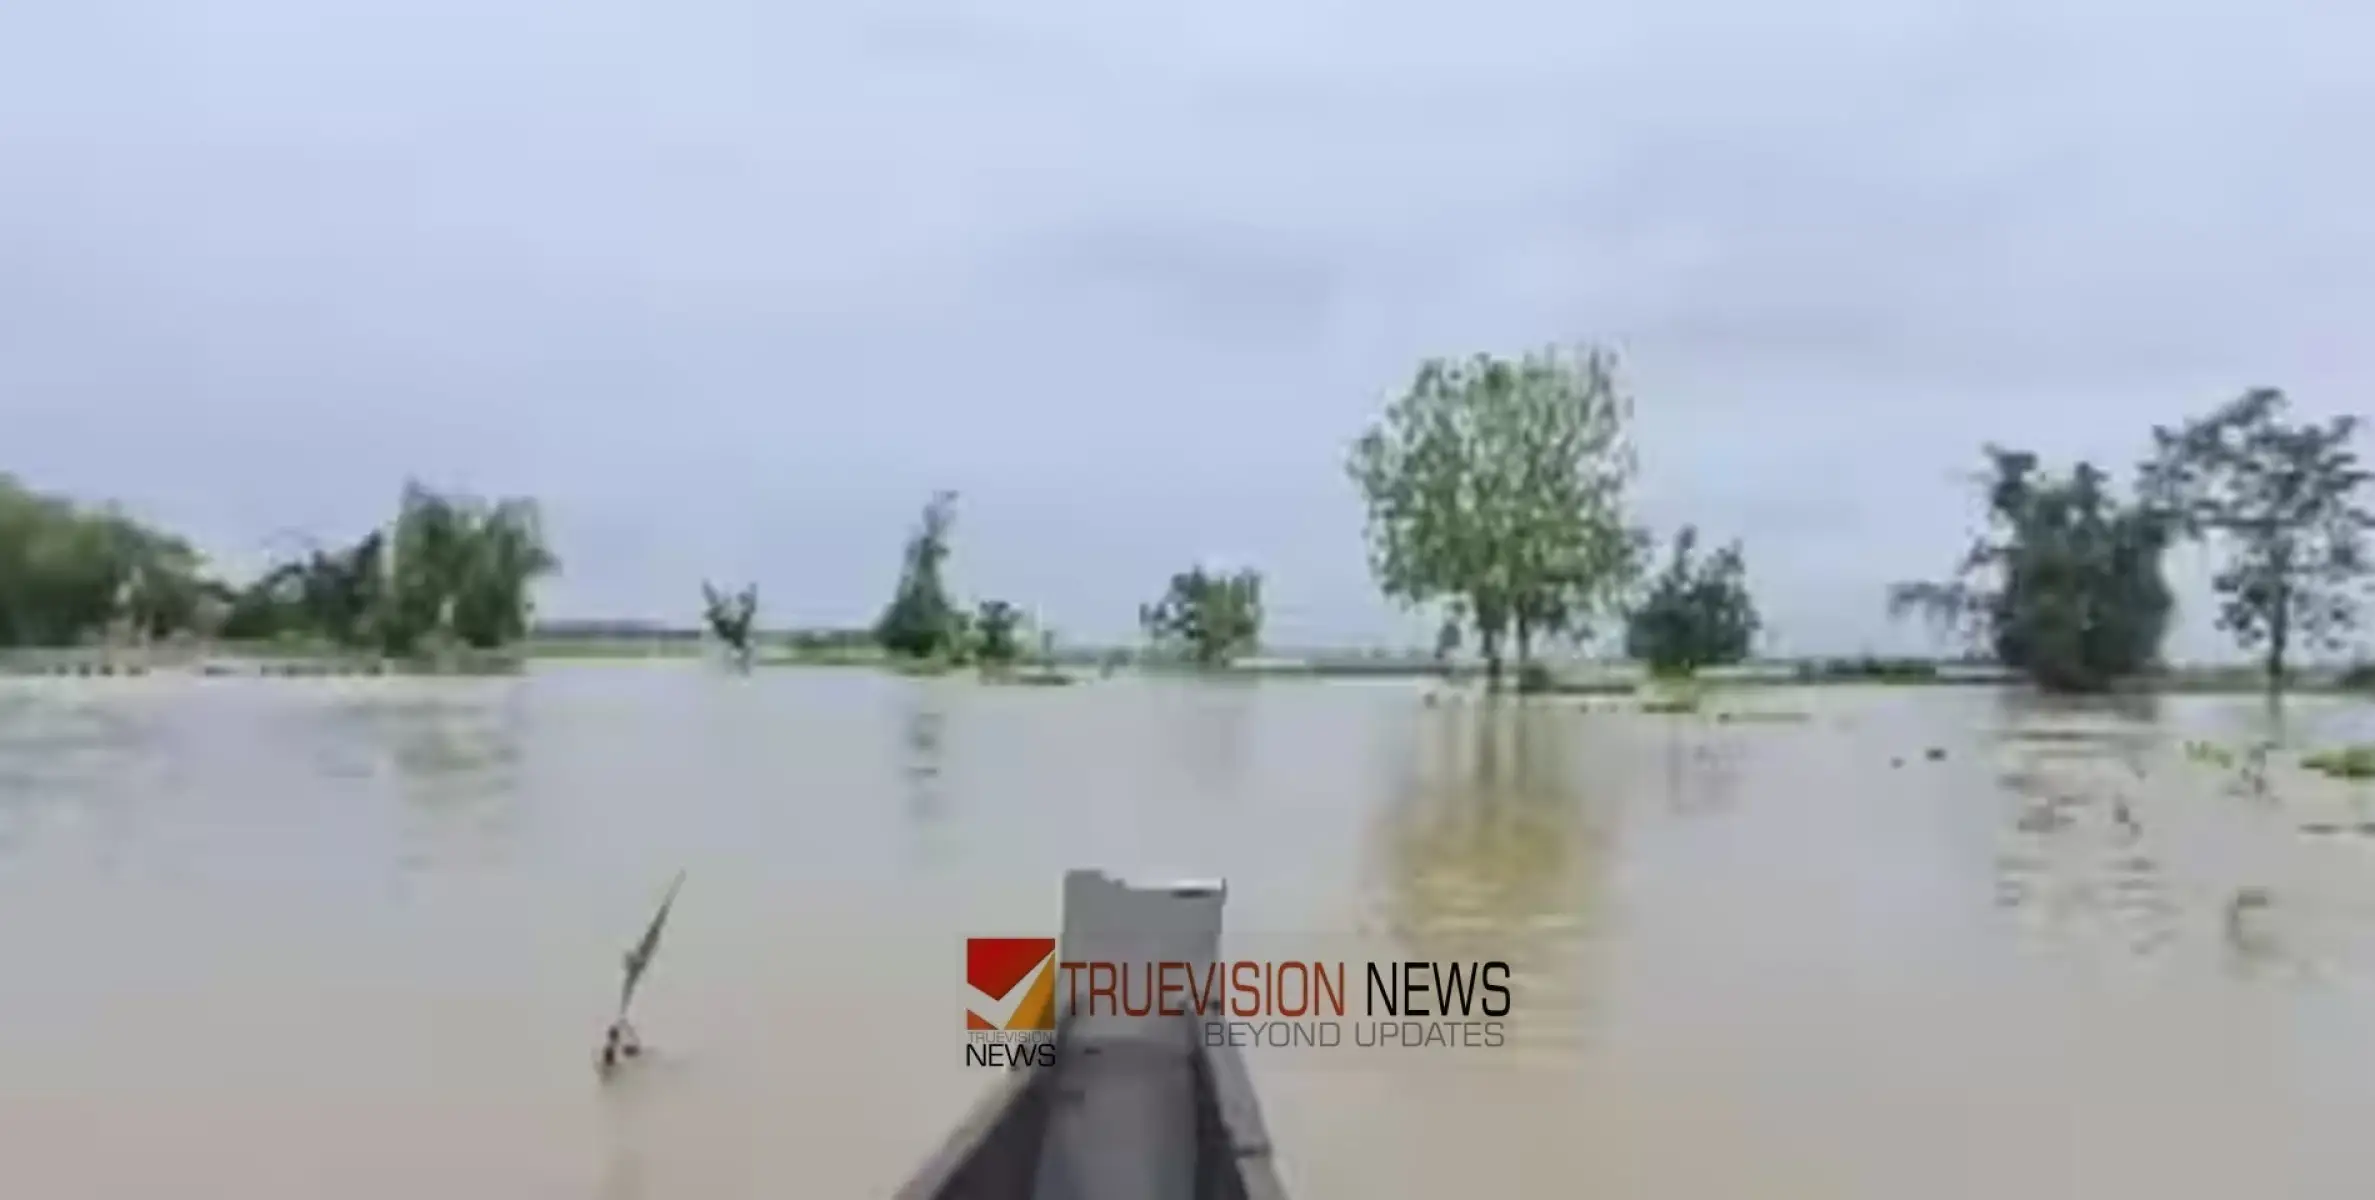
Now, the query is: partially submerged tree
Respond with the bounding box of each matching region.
[2142,388,2373,698]
[1347,345,1641,689]
[382,484,558,656]
[1140,566,1263,666]
[1624,526,1760,678]
[0,475,554,656]
[701,581,760,667]
[875,491,961,659]
[973,599,1023,666]
[0,476,208,647]
[1891,447,2174,693]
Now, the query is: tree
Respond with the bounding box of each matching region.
[0,474,556,655]
[973,599,1023,666]
[701,581,760,667]
[1624,526,1760,678]
[1432,618,1462,668]
[1891,447,2174,693]
[380,483,557,655]
[1347,345,1641,689]
[1139,566,1263,666]
[875,491,961,659]
[0,476,209,647]
[2141,388,2373,697]
[450,496,558,649]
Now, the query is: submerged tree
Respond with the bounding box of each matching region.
[1140,566,1263,666]
[875,491,961,659]
[701,581,760,667]
[1624,526,1760,678]
[973,599,1023,666]
[0,474,556,655]
[1891,447,2174,693]
[2142,388,2373,698]
[0,476,208,647]
[1347,345,1642,689]
[378,484,558,656]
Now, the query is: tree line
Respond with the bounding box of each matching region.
[703,488,1263,671]
[9,358,2364,694]
[1344,347,2368,696]
[0,475,557,658]
[1890,387,2370,696]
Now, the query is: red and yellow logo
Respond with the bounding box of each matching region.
[966,937,1056,1031]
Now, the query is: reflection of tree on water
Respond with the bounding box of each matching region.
[351,686,527,869]
[900,691,947,824]
[1172,682,1253,796]
[1990,721,2178,958]
[0,692,163,862]
[1660,721,1741,817]
[1370,702,1609,969]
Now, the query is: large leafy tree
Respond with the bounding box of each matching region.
[875,490,962,659]
[0,476,207,647]
[1139,566,1263,666]
[2141,388,2372,697]
[1892,447,2174,693]
[1624,526,1760,678]
[382,484,557,654]
[1347,346,1641,688]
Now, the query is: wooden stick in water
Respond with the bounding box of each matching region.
[601,870,685,1075]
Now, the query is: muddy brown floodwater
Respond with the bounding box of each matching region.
[3,665,2375,1198]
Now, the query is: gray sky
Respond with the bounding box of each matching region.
[3,0,2370,657]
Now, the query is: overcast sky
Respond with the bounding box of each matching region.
[3,0,2370,657]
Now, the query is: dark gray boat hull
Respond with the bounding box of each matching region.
[894,1025,1285,1200]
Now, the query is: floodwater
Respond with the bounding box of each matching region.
[3,666,2375,1199]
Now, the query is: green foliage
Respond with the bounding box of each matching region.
[1791,656,1941,683]
[2303,745,2375,780]
[1623,526,1760,678]
[377,484,557,655]
[1139,566,1263,666]
[0,475,207,647]
[0,475,554,656]
[875,491,962,659]
[701,581,759,665]
[2142,388,2372,695]
[1514,660,1556,694]
[1891,447,2174,693]
[1346,345,1642,687]
[1432,619,1462,664]
[974,599,1023,665]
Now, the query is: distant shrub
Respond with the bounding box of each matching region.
[1795,656,1940,683]
[1515,661,1556,694]
[2303,745,2375,780]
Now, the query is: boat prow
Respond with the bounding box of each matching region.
[896,871,1288,1200]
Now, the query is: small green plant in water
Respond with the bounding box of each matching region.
[2303,746,2375,780]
